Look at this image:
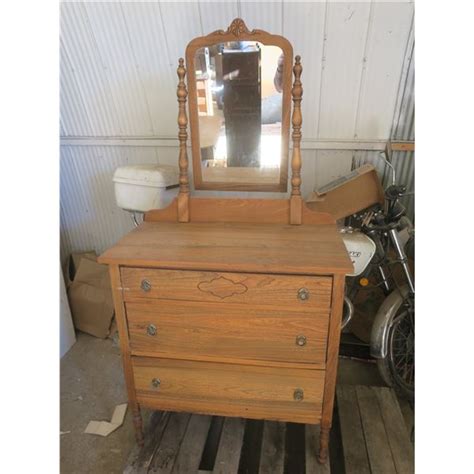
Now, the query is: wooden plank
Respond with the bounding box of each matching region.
[391,142,415,152]
[213,417,246,473]
[172,415,212,473]
[259,421,286,474]
[124,411,163,474]
[305,424,330,474]
[356,386,397,474]
[336,386,370,474]
[123,411,170,474]
[375,388,414,473]
[150,412,191,473]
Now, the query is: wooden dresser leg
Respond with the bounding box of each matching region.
[132,406,145,447]
[317,425,330,464]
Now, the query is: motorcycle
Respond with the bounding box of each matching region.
[340,152,414,400]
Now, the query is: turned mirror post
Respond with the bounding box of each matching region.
[177,58,190,223]
[290,55,303,224]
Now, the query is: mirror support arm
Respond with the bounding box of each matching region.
[177,58,190,222]
[290,55,303,225]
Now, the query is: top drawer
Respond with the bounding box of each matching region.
[120,268,332,309]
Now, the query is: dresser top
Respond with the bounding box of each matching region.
[98,222,353,275]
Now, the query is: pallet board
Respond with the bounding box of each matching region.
[337,385,414,474]
[124,385,413,474]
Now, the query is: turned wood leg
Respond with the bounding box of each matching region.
[132,406,144,447]
[317,425,330,464]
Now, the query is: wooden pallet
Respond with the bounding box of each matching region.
[337,386,414,474]
[124,385,412,474]
[124,412,329,474]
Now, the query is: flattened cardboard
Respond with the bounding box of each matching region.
[306,164,385,220]
[84,403,128,437]
[68,254,114,338]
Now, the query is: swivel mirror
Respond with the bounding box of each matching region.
[186,19,293,191]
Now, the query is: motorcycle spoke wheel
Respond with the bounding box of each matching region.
[388,305,414,393]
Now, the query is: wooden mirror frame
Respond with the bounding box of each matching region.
[185,18,293,192]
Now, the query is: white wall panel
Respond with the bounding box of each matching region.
[82,2,155,135]
[314,150,354,189]
[121,2,179,137]
[158,2,203,61]
[240,1,282,33]
[60,145,160,261]
[317,2,371,139]
[60,2,121,135]
[198,1,239,32]
[283,1,326,139]
[355,2,413,139]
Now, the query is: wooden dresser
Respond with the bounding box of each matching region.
[99,18,352,464]
[99,209,352,463]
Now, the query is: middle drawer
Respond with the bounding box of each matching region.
[125,299,329,367]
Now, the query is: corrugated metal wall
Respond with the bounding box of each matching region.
[60,1,415,262]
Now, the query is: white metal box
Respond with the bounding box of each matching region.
[113,165,179,212]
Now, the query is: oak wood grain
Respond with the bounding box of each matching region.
[132,357,324,424]
[176,58,190,222]
[109,265,144,447]
[126,300,329,365]
[121,268,332,308]
[290,56,303,224]
[99,222,352,275]
[144,198,336,226]
[319,274,345,463]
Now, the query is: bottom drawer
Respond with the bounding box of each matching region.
[132,357,324,424]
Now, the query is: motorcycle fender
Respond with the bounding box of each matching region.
[370,285,410,359]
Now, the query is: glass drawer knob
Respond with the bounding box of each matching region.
[298,288,309,301]
[147,324,157,336]
[141,279,151,292]
[151,378,161,389]
[294,388,304,401]
[296,335,307,346]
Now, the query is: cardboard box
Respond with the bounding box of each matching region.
[64,251,97,288]
[67,252,115,339]
[306,164,385,220]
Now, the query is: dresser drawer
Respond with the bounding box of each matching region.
[121,268,332,309]
[132,357,324,424]
[126,300,329,366]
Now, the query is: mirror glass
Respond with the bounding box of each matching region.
[194,41,285,186]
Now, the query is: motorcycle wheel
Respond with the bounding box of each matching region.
[377,297,414,400]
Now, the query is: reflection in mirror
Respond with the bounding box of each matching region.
[195,41,283,184]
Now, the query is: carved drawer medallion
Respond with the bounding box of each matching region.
[197,275,248,299]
